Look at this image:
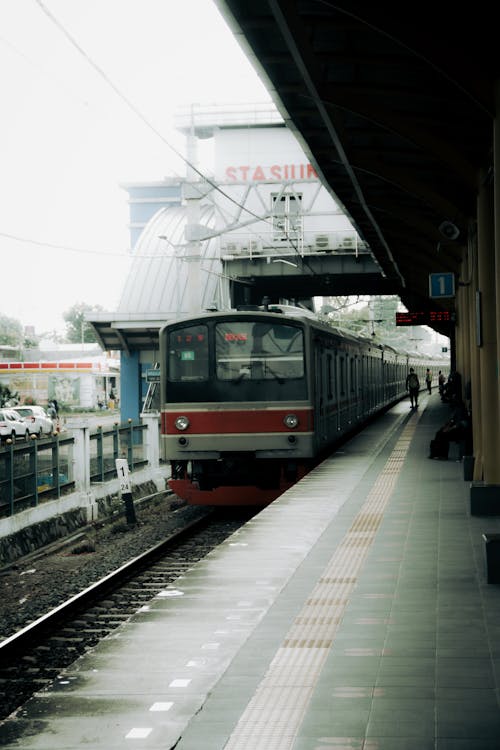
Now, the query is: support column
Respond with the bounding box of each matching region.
[471,84,500,513]
[120,351,141,422]
[68,421,98,521]
[456,263,470,400]
[141,413,167,488]
[465,228,480,481]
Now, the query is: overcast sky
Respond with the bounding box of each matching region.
[0,0,270,335]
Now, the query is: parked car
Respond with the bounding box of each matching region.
[11,405,54,437]
[0,408,30,443]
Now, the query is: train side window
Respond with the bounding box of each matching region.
[167,325,209,381]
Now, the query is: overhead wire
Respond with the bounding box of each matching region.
[0,228,255,291]
[33,0,314,272]
[0,231,130,258]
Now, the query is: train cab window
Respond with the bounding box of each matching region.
[215,321,304,381]
[167,325,209,381]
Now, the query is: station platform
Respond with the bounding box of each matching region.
[2,394,500,749]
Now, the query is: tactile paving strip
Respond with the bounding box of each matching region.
[223,413,420,749]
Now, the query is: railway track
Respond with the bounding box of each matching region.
[0,507,254,723]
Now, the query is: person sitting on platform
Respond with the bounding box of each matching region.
[429,401,472,460]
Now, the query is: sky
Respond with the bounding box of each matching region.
[0,0,271,336]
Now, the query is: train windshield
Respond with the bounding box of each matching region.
[167,325,209,381]
[215,321,304,382]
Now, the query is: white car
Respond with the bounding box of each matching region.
[11,405,55,437]
[0,408,30,443]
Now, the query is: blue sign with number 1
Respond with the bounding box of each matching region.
[429,272,455,298]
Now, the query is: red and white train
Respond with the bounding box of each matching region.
[160,305,445,506]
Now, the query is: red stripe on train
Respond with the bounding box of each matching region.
[161,408,313,434]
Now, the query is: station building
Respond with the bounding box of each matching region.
[0,343,119,411]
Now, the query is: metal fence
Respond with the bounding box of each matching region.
[0,435,75,517]
[89,422,148,482]
[0,420,149,517]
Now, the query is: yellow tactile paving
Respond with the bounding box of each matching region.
[223,411,421,749]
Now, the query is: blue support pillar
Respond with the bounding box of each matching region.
[120,351,141,422]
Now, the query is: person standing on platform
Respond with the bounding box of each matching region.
[438,370,446,399]
[405,367,420,409]
[425,368,432,394]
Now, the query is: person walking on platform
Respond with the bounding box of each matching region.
[405,367,420,408]
[425,368,432,394]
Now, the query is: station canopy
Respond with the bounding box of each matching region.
[214,1,496,336]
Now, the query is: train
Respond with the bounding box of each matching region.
[159,304,447,506]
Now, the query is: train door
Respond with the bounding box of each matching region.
[361,354,367,416]
[314,340,325,447]
[381,353,387,403]
[368,353,376,412]
[377,354,384,406]
[338,351,347,432]
[349,353,358,425]
[326,350,338,438]
[314,342,328,450]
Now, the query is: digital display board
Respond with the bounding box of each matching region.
[396,311,454,326]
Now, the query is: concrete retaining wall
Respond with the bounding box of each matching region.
[0,507,88,566]
[0,472,169,567]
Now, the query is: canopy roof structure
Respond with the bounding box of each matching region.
[214,1,496,335]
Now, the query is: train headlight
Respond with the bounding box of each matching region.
[174,415,190,431]
[283,413,299,429]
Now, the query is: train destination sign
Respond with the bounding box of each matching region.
[395,311,455,326]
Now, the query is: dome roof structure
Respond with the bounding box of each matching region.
[87,201,231,351]
[117,202,230,317]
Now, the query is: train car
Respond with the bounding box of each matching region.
[159,305,444,506]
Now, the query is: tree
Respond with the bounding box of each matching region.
[319,295,371,333]
[0,314,23,347]
[319,295,436,350]
[0,384,19,407]
[63,303,103,344]
[0,314,39,349]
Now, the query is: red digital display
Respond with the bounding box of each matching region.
[396,311,454,326]
[429,311,453,322]
[175,334,205,343]
[224,333,248,342]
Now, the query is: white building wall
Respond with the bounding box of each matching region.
[79,373,96,409]
[215,126,309,181]
[212,124,359,257]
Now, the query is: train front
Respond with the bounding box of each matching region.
[160,311,313,506]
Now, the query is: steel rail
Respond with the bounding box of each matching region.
[0,510,213,664]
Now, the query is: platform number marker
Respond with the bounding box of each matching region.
[429,272,455,298]
[115,458,131,493]
[116,458,136,524]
